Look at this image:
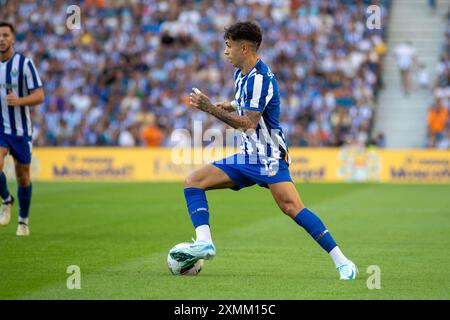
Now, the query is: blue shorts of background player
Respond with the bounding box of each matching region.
[212,153,292,190]
[0,133,32,164]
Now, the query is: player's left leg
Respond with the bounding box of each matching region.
[14,161,32,236]
[0,147,14,226]
[6,135,33,236]
[269,181,357,280]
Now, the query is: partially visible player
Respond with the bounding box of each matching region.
[173,22,357,280]
[0,22,44,236]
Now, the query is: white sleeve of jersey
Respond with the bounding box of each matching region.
[24,58,43,91]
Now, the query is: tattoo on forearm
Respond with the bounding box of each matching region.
[218,104,235,112]
[197,96,261,131]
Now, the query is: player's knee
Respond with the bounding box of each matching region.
[184,175,204,189]
[279,201,302,217]
[16,172,30,187]
[184,177,193,188]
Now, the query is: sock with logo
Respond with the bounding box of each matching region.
[293,207,338,253]
[184,188,212,243]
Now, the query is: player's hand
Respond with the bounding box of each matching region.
[189,88,213,112]
[6,90,21,106]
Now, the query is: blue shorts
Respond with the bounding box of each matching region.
[0,134,32,164]
[212,154,293,191]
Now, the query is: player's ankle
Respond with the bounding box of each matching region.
[19,217,29,225]
[195,225,213,243]
[2,195,12,203]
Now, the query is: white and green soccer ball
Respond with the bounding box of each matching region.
[167,242,204,276]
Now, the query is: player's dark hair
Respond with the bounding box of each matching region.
[0,21,15,34]
[224,21,262,50]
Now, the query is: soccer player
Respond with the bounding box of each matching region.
[173,21,357,280]
[0,22,44,236]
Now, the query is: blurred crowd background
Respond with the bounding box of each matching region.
[427,10,450,149]
[1,0,400,148]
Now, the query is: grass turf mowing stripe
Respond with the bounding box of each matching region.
[0,182,449,299]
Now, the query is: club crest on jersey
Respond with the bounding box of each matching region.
[11,68,18,78]
[268,170,277,177]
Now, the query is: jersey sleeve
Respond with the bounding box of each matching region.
[242,73,273,113]
[24,58,43,91]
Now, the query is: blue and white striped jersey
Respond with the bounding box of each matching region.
[233,59,289,163]
[0,52,42,137]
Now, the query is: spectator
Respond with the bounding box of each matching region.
[120,88,142,113]
[417,63,430,90]
[427,100,449,147]
[141,113,164,147]
[118,123,139,147]
[428,0,437,12]
[330,106,352,146]
[394,41,417,96]
[427,13,450,147]
[436,128,450,149]
[369,132,386,148]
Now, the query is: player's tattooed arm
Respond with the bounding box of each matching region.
[190,92,261,131]
[215,101,235,112]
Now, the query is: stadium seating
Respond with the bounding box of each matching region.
[427,10,450,149]
[2,0,389,147]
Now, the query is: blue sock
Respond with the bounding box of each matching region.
[0,172,10,200]
[294,208,337,253]
[18,183,32,219]
[184,187,209,228]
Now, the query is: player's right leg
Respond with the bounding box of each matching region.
[0,147,14,226]
[173,164,238,261]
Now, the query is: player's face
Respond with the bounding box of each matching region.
[224,39,244,68]
[0,27,14,54]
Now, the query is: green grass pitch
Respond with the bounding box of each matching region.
[0,182,449,299]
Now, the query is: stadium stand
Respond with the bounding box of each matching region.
[1,0,389,148]
[427,9,450,149]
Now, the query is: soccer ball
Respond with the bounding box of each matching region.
[167,242,204,276]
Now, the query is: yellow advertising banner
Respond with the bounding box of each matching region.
[379,149,450,183]
[289,147,450,183]
[3,147,449,183]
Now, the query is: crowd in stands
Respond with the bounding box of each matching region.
[1,0,389,148]
[427,9,450,149]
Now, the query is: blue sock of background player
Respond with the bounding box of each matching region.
[0,172,11,201]
[0,172,32,225]
[18,183,32,224]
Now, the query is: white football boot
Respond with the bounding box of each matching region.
[16,222,30,236]
[337,260,358,280]
[0,195,14,226]
[170,240,216,262]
